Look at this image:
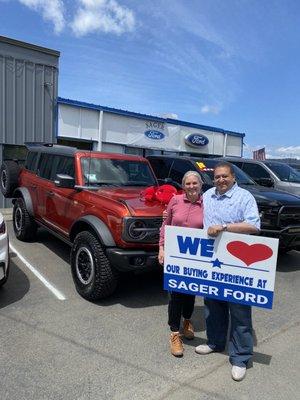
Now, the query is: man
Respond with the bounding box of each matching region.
[196,161,260,381]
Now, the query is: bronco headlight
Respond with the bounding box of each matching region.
[128,220,147,240]
[123,217,162,243]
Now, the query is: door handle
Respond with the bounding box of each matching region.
[47,191,54,197]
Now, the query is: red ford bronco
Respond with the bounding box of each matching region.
[1,144,164,300]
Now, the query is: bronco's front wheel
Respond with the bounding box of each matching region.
[71,231,118,300]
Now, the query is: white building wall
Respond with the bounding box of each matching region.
[58,103,243,157]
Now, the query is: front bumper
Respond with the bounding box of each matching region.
[106,248,159,272]
[261,226,300,251]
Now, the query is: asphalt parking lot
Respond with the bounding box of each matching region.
[1,221,299,400]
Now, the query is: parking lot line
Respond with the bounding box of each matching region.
[9,243,66,301]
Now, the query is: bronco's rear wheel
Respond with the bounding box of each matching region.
[13,198,37,241]
[0,161,20,198]
[71,231,118,300]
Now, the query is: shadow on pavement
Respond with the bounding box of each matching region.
[252,351,272,365]
[97,269,169,307]
[0,257,30,309]
[37,229,169,308]
[36,229,70,264]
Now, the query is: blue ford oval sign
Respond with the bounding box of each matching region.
[144,130,165,140]
[184,133,209,147]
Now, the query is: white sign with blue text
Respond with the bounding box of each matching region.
[164,226,279,309]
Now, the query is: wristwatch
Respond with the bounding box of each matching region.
[222,224,228,231]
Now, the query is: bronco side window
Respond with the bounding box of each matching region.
[37,154,54,180]
[50,156,75,180]
[25,151,38,172]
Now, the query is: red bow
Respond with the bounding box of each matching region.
[140,184,181,205]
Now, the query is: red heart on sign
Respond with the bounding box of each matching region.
[226,241,273,266]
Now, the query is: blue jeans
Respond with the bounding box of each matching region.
[204,298,253,367]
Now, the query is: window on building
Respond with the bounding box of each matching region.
[144,149,163,157]
[57,138,93,150]
[125,146,143,156]
[2,144,27,164]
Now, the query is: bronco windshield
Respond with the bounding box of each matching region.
[81,157,157,187]
[265,162,300,183]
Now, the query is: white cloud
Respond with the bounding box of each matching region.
[244,144,300,160]
[19,0,65,34]
[274,146,300,159]
[200,105,220,115]
[70,0,135,36]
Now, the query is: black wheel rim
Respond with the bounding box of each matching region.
[75,247,94,285]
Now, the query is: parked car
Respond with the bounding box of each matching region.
[147,155,300,252]
[1,144,165,300]
[222,158,300,196]
[287,162,300,172]
[0,212,9,287]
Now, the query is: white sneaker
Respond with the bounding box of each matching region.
[231,365,246,381]
[195,344,214,355]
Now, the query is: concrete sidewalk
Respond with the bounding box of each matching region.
[157,322,300,400]
[0,207,12,221]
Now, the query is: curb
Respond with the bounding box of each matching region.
[0,208,13,221]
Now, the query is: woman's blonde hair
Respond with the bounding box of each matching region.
[182,170,203,186]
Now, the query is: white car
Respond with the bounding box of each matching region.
[0,212,9,286]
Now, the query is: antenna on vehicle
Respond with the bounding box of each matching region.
[87,138,92,187]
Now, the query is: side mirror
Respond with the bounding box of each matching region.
[256,177,274,187]
[54,174,75,188]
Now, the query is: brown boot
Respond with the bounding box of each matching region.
[183,319,194,340]
[170,332,184,357]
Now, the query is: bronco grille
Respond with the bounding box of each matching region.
[278,206,300,228]
[123,217,163,243]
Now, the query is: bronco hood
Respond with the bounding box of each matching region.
[94,187,165,216]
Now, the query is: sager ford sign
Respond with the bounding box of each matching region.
[164,226,279,309]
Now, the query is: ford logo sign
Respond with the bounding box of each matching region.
[184,133,209,147]
[144,130,165,140]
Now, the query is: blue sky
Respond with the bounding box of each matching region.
[1,0,300,158]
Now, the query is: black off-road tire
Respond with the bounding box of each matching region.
[0,161,20,198]
[13,198,37,241]
[71,231,118,301]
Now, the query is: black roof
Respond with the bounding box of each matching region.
[25,143,77,156]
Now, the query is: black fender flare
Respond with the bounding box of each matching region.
[70,215,116,247]
[12,187,34,217]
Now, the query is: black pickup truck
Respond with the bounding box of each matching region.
[147,155,300,253]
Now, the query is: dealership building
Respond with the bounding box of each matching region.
[57,97,245,158]
[1,35,245,207]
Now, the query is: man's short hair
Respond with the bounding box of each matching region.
[214,161,235,175]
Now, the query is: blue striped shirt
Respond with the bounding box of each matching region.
[203,183,260,230]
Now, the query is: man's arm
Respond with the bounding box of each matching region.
[207,222,259,237]
[207,192,260,237]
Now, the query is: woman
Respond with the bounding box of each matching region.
[158,171,204,357]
